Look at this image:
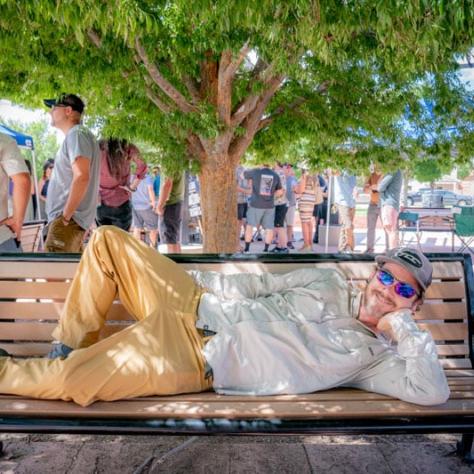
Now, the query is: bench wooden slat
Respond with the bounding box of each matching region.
[0,302,129,320]
[415,302,467,320]
[0,322,130,341]
[418,322,468,341]
[0,301,467,323]
[447,377,474,386]
[1,276,464,300]
[445,369,474,377]
[0,396,473,419]
[3,342,467,358]
[0,281,70,299]
[0,262,77,279]
[436,344,469,356]
[425,281,466,299]
[0,259,466,280]
[441,358,472,369]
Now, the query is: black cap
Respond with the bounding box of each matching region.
[43,93,85,113]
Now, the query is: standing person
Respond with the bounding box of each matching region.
[284,164,297,249]
[271,163,289,253]
[379,169,403,249]
[363,165,384,253]
[312,174,327,244]
[155,167,185,253]
[236,165,250,242]
[334,170,357,253]
[0,133,31,252]
[43,93,100,253]
[243,164,282,253]
[131,172,159,248]
[38,159,54,220]
[97,139,147,231]
[295,169,323,252]
[152,166,161,200]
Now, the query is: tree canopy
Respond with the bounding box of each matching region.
[1,1,474,250]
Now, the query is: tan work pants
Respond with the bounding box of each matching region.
[0,226,211,406]
[44,216,85,253]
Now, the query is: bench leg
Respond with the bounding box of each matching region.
[0,440,3,457]
[456,434,474,464]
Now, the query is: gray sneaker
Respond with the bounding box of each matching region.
[47,342,73,360]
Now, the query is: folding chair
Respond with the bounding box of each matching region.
[454,213,474,254]
[398,211,420,247]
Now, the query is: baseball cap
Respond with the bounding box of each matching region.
[43,93,85,113]
[375,247,433,291]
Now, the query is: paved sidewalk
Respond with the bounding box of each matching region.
[1,433,472,473]
[178,227,470,255]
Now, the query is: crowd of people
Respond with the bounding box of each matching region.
[237,163,403,254]
[0,93,184,254]
[1,92,405,256]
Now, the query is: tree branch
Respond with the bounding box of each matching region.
[186,132,206,163]
[145,86,174,114]
[183,75,201,104]
[223,41,250,81]
[229,75,284,160]
[134,37,197,114]
[230,94,259,128]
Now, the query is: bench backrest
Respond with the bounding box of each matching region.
[20,221,46,252]
[0,253,473,373]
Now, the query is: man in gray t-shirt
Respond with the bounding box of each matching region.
[378,169,403,250]
[43,93,100,252]
[243,165,282,252]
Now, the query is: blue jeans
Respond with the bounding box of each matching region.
[0,237,22,252]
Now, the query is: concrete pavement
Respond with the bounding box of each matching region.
[1,433,473,473]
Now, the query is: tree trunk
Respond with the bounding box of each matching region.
[199,154,239,253]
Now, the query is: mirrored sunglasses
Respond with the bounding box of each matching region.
[376,269,419,299]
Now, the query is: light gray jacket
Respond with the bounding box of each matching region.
[191,268,450,406]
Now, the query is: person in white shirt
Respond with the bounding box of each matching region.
[0,133,31,252]
[0,226,449,407]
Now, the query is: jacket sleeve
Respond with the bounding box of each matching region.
[349,310,450,406]
[190,267,346,300]
[377,173,393,193]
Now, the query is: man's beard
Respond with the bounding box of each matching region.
[362,291,380,318]
[362,287,395,318]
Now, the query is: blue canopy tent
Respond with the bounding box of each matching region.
[0,124,42,219]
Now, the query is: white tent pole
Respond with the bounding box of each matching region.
[325,172,332,253]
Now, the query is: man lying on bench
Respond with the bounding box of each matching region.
[0,226,449,407]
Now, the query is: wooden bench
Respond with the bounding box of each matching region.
[1,252,474,462]
[399,207,455,250]
[20,220,46,252]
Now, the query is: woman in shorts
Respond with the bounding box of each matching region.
[295,170,323,252]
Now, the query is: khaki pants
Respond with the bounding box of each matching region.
[44,216,85,253]
[0,226,211,406]
[337,205,355,252]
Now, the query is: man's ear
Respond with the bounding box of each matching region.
[412,295,424,313]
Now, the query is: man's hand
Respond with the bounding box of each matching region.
[155,203,165,216]
[2,216,22,240]
[376,310,413,342]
